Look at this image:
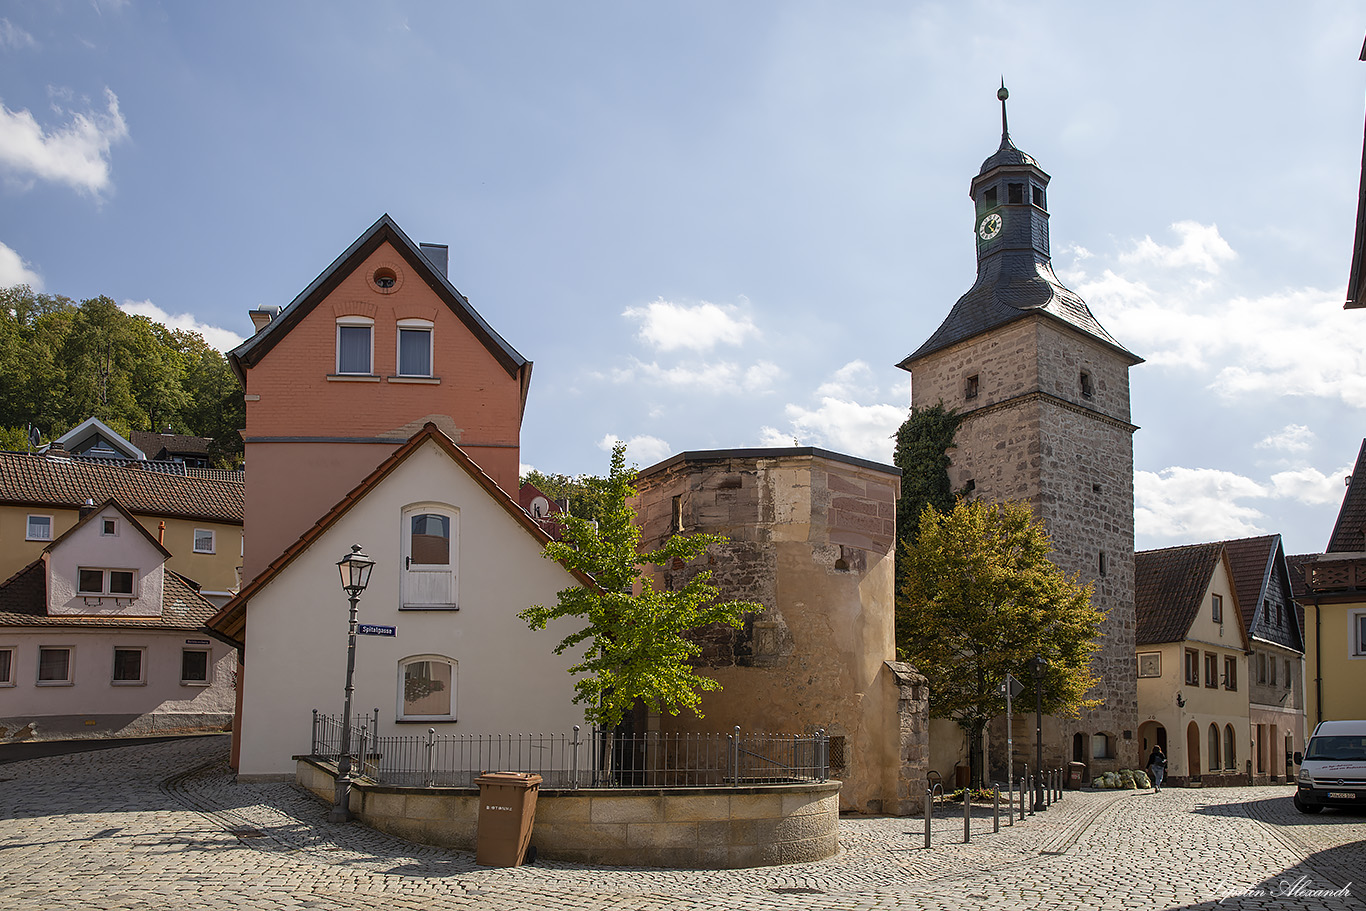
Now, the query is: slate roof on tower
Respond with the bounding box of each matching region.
[228,214,529,385]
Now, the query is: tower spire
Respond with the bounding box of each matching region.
[998,79,1011,148]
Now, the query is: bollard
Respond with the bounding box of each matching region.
[963,785,971,843]
[993,787,1000,833]
[924,789,932,849]
[1045,772,1052,808]
[1019,777,1026,821]
[1027,775,1035,816]
[1056,768,1062,801]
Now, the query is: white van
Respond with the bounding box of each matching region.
[1293,720,1366,814]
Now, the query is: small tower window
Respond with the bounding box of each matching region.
[1008,183,1023,204]
[963,479,976,494]
[1080,371,1094,398]
[672,495,684,533]
[965,374,979,399]
[1099,551,1108,577]
[1092,482,1103,494]
[1032,186,1044,207]
[984,186,998,207]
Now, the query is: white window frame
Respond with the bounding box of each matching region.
[193,528,216,554]
[0,646,14,686]
[101,517,119,536]
[398,655,457,722]
[26,514,52,541]
[335,316,375,375]
[37,646,74,686]
[112,646,147,686]
[78,568,137,597]
[395,318,434,377]
[1211,593,1223,624]
[180,648,212,686]
[1137,652,1161,678]
[1351,609,1366,659]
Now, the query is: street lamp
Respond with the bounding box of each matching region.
[329,544,375,823]
[1027,654,1048,812]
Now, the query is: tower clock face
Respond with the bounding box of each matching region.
[978,213,1002,241]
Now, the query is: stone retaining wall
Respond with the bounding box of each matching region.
[297,759,840,868]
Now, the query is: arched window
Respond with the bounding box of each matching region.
[398,655,456,721]
[1208,723,1221,773]
[402,504,458,609]
[1224,725,1237,770]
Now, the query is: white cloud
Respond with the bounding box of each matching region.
[779,398,904,462]
[611,357,777,394]
[622,298,758,352]
[1135,460,1352,543]
[814,360,876,398]
[0,19,35,49]
[0,88,129,195]
[1118,220,1236,275]
[1135,467,1271,541]
[1256,424,1315,454]
[597,433,672,467]
[0,240,42,289]
[119,299,246,353]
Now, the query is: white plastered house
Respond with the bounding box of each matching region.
[0,499,235,741]
[210,423,589,779]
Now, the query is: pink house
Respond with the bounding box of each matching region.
[230,215,533,584]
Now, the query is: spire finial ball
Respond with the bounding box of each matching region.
[997,85,1009,102]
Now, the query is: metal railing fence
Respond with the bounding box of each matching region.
[310,712,828,790]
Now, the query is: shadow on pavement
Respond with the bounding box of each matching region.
[0,733,229,764]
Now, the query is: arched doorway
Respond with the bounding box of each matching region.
[1138,721,1167,758]
[1186,721,1201,783]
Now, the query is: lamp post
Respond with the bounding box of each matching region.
[329,544,374,823]
[1027,654,1047,812]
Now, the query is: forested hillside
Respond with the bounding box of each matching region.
[0,285,244,467]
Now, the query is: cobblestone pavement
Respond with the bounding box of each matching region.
[1,736,1363,910]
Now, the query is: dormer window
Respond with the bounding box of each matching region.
[984,186,997,207]
[1008,183,1023,204]
[965,374,979,399]
[1032,186,1044,207]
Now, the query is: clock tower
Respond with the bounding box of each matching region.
[898,86,1144,780]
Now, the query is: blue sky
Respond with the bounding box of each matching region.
[2,1,1364,557]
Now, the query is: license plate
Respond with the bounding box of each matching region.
[1327,792,1356,799]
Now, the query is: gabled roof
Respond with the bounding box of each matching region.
[0,559,222,634]
[208,422,595,645]
[1326,440,1366,552]
[0,451,242,523]
[1136,542,1248,647]
[46,497,173,562]
[229,214,529,383]
[48,417,145,460]
[1216,533,1303,652]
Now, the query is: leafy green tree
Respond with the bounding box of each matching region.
[897,498,1103,786]
[520,468,613,524]
[520,443,760,728]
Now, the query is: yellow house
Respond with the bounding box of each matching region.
[1136,543,1252,786]
[1297,440,1366,724]
[0,451,243,606]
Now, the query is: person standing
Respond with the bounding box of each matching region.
[1148,744,1168,793]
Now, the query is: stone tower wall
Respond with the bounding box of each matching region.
[908,314,1140,778]
[631,451,927,814]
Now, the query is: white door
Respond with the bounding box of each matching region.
[404,511,456,608]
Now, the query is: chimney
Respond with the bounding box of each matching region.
[249,306,281,332]
[420,243,449,277]
[45,441,69,461]
[79,497,95,519]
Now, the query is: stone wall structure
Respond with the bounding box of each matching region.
[899,95,1142,781]
[632,447,928,815]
